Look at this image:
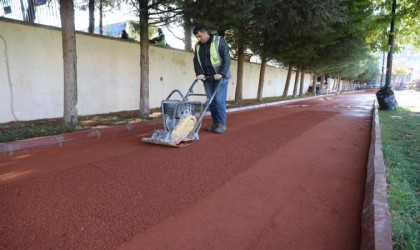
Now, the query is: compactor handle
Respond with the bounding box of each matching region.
[165,90,185,100]
[185,77,223,100]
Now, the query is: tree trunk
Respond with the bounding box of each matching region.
[60,0,78,125]
[99,0,103,35]
[392,76,397,88]
[235,45,244,104]
[257,55,267,102]
[312,73,317,95]
[88,0,95,33]
[282,63,292,98]
[139,0,149,118]
[384,0,396,88]
[299,66,305,96]
[182,0,193,51]
[338,75,342,92]
[183,19,192,50]
[320,73,325,94]
[25,0,36,22]
[292,67,300,97]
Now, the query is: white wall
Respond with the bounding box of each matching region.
[0,19,312,123]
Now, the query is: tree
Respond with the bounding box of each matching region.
[392,65,410,87]
[169,0,193,50]
[301,0,381,84]
[299,66,305,96]
[24,0,36,22]
[370,0,420,50]
[60,0,78,125]
[182,0,193,50]
[138,0,150,119]
[256,54,267,102]
[88,0,95,33]
[248,0,280,100]
[23,0,49,22]
[355,54,380,82]
[183,0,256,104]
[127,0,174,118]
[282,64,294,98]
[292,67,300,98]
[249,0,348,98]
[318,33,378,82]
[229,1,255,104]
[75,0,123,35]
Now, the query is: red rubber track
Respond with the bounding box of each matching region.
[0,93,374,249]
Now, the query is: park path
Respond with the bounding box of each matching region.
[0,93,375,250]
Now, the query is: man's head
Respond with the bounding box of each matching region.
[158,28,162,33]
[193,26,210,44]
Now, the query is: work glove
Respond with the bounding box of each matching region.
[196,74,205,80]
[214,74,222,80]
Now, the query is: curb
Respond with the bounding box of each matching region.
[0,95,325,157]
[0,119,161,157]
[360,101,393,250]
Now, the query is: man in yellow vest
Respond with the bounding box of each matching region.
[193,26,232,134]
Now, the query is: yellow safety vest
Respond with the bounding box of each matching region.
[195,36,222,69]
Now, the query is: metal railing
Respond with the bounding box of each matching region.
[1,0,61,27]
[1,0,137,39]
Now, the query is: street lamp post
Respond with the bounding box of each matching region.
[376,0,398,110]
[384,0,396,88]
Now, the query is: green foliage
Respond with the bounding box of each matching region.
[75,0,122,12]
[295,0,386,82]
[184,0,255,36]
[129,21,156,40]
[123,0,414,83]
[370,0,420,51]
[124,0,179,26]
[379,107,420,250]
[316,33,379,80]
[249,0,348,65]
[243,0,380,83]
[392,65,411,77]
[356,54,381,82]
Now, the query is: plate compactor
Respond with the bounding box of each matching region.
[142,78,222,147]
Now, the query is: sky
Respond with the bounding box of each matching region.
[74,3,185,49]
[0,0,185,49]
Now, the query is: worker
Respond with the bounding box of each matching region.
[150,28,166,46]
[121,30,129,39]
[193,26,231,134]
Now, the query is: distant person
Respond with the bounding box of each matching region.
[121,30,129,39]
[149,28,166,46]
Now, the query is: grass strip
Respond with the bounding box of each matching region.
[379,107,419,250]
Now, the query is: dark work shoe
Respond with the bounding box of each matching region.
[206,124,216,132]
[214,123,227,134]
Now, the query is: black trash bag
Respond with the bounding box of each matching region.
[376,87,398,110]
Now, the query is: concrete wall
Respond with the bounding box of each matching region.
[0,19,312,123]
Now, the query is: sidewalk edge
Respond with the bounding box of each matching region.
[0,95,326,157]
[360,101,393,250]
[0,119,161,157]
